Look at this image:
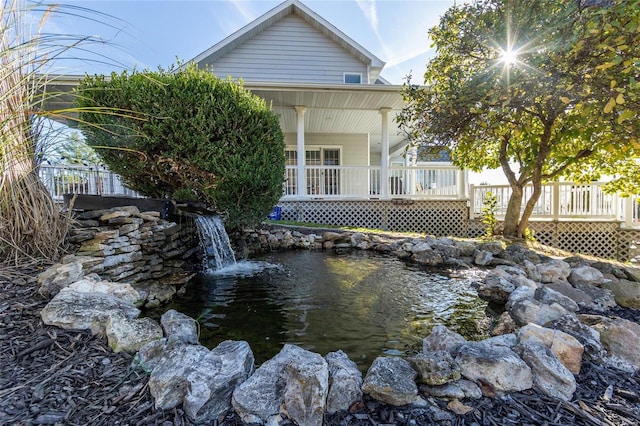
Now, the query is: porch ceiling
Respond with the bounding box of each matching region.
[39,76,410,154]
[246,82,408,154]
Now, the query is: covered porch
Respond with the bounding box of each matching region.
[246,82,467,200]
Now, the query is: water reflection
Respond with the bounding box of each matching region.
[155,250,490,370]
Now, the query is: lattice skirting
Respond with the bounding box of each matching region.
[279,200,640,261]
[279,200,468,237]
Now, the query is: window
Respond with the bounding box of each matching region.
[344,73,362,84]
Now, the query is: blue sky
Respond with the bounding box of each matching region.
[44,0,457,84]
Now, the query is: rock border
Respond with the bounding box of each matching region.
[37,220,640,424]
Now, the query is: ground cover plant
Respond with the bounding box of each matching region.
[76,65,285,229]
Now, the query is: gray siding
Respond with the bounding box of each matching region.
[205,14,368,84]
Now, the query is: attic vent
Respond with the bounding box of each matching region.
[344,73,362,84]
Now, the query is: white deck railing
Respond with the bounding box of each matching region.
[39,164,143,202]
[39,164,639,227]
[470,182,639,227]
[283,164,464,199]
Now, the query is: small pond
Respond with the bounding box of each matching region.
[155,250,490,370]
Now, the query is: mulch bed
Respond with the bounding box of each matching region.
[1,267,639,426]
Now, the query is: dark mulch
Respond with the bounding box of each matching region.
[2,267,639,426]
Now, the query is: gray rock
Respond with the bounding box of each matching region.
[412,249,443,266]
[106,313,163,353]
[66,278,141,305]
[283,349,329,426]
[411,242,432,253]
[602,279,640,309]
[537,260,571,283]
[516,341,576,401]
[474,250,494,266]
[569,265,605,286]
[420,379,482,400]
[456,342,533,393]
[38,261,84,298]
[478,270,516,303]
[478,241,505,255]
[523,259,543,282]
[535,286,579,313]
[547,315,605,363]
[41,289,140,334]
[546,282,594,310]
[509,299,570,326]
[325,351,363,414]
[454,241,477,257]
[161,309,199,344]
[423,325,466,354]
[506,286,535,310]
[574,284,617,312]
[409,351,460,385]
[362,357,424,406]
[232,344,327,425]
[584,316,640,371]
[482,334,517,349]
[149,340,254,423]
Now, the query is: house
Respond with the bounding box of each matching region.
[188,0,467,203]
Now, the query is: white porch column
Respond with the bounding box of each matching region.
[408,146,417,196]
[379,108,391,199]
[457,168,468,199]
[295,106,307,197]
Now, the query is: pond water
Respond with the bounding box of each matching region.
[155,250,490,370]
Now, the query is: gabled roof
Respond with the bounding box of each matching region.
[189,0,386,82]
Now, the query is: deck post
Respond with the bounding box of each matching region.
[624,196,634,228]
[552,182,560,221]
[295,106,307,198]
[379,108,391,199]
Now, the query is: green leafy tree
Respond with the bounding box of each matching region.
[398,0,640,237]
[75,65,285,228]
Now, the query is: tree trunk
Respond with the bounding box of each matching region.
[502,185,524,237]
[517,171,544,238]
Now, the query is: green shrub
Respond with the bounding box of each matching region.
[481,191,498,237]
[75,65,285,228]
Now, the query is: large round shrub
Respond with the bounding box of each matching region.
[75,65,285,228]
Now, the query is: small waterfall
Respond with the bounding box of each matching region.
[194,215,236,271]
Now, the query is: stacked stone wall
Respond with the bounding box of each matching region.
[64,206,199,306]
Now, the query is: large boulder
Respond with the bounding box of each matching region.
[41,289,140,334]
[325,351,362,414]
[516,341,576,401]
[546,315,605,363]
[283,351,329,426]
[232,344,328,426]
[66,278,141,305]
[509,299,571,327]
[568,265,605,286]
[149,340,254,423]
[601,279,640,309]
[517,324,584,374]
[455,342,533,394]
[581,316,640,371]
[38,261,84,298]
[362,357,424,406]
[537,260,571,283]
[412,249,443,266]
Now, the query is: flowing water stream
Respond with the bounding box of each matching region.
[157,221,490,370]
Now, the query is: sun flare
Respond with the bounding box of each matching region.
[500,48,518,65]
